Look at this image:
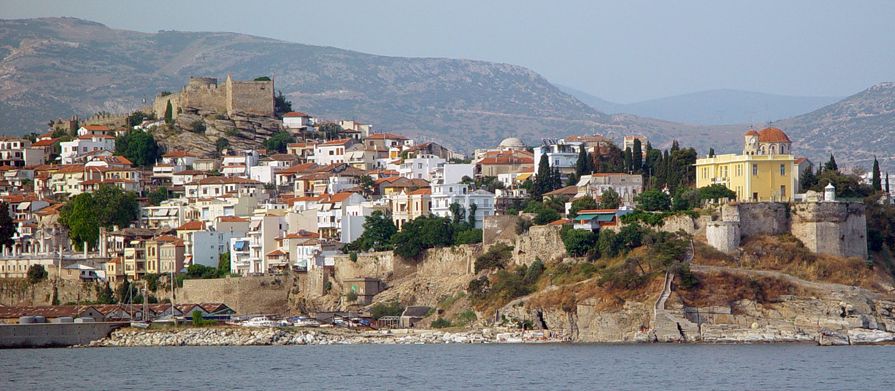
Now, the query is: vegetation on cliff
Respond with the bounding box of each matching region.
[59,184,140,250]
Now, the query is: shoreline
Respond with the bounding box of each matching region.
[79,326,895,348]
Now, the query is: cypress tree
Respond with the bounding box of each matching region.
[623,147,633,173]
[532,153,551,200]
[871,157,882,192]
[708,148,715,158]
[0,201,15,248]
[632,139,643,173]
[575,145,591,177]
[886,172,890,194]
[164,100,173,124]
[824,153,838,172]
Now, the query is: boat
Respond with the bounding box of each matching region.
[240,316,277,328]
[288,316,321,328]
[130,321,150,329]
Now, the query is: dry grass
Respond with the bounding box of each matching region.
[676,271,807,309]
[527,273,664,312]
[694,235,890,290]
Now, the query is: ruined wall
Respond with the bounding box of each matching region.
[483,215,520,248]
[177,275,292,315]
[181,77,227,113]
[333,251,400,284]
[725,202,789,238]
[513,225,566,265]
[791,202,867,259]
[0,279,101,306]
[152,94,180,119]
[227,80,274,117]
[706,221,740,254]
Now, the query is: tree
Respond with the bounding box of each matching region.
[317,123,343,140]
[215,138,230,156]
[0,202,15,248]
[623,147,633,172]
[126,111,156,127]
[164,100,173,125]
[59,185,140,250]
[467,203,478,227]
[697,184,737,201]
[370,301,404,319]
[263,131,295,153]
[358,175,375,197]
[531,153,552,200]
[568,197,598,218]
[632,139,643,173]
[635,190,671,211]
[575,146,592,177]
[218,252,231,275]
[116,274,132,303]
[275,90,292,115]
[708,148,715,158]
[887,172,891,194]
[872,157,882,192]
[147,187,169,206]
[254,76,272,81]
[391,215,454,259]
[27,265,48,284]
[350,210,397,252]
[599,188,621,209]
[800,166,818,190]
[449,202,466,225]
[824,153,838,172]
[115,131,160,167]
[560,226,598,257]
[96,282,115,304]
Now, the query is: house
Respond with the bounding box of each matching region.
[313,139,354,165]
[161,150,199,169]
[184,176,264,199]
[430,183,495,228]
[623,135,648,157]
[398,154,446,181]
[694,128,797,202]
[477,150,534,177]
[533,138,584,176]
[0,306,104,324]
[338,120,373,139]
[59,135,116,164]
[575,173,644,207]
[77,124,119,138]
[229,213,288,275]
[0,137,43,167]
[391,188,431,230]
[286,142,317,163]
[61,263,103,281]
[283,112,314,129]
[399,306,431,328]
[316,192,366,242]
[572,209,631,231]
[342,277,384,305]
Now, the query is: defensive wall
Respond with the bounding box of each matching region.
[153,75,274,119]
[707,201,867,259]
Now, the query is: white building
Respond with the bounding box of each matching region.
[532,139,584,175]
[316,192,366,243]
[398,154,446,181]
[575,173,644,206]
[229,213,287,275]
[313,139,353,165]
[282,112,314,129]
[430,183,495,228]
[59,135,116,165]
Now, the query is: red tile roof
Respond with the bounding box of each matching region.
[757,127,792,143]
[83,125,112,131]
[367,133,407,140]
[283,112,310,118]
[177,220,205,231]
[217,216,248,223]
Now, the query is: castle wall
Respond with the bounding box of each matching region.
[706,221,740,254]
[724,202,789,237]
[226,80,275,117]
[181,78,227,113]
[177,275,291,315]
[152,94,180,119]
[791,202,867,259]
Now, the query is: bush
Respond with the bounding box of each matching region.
[560,226,598,257]
[523,260,545,285]
[569,197,598,218]
[370,301,404,319]
[454,228,483,244]
[475,243,513,273]
[346,291,358,302]
[635,190,671,211]
[189,120,206,134]
[431,318,452,328]
[27,265,48,284]
[466,276,491,299]
[457,310,478,325]
[515,217,533,234]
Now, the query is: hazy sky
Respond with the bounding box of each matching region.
[4,0,895,102]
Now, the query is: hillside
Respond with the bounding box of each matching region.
[560,86,840,126]
[0,17,743,153]
[776,82,895,170]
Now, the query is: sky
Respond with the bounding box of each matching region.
[4,0,895,103]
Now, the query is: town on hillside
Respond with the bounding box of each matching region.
[1,75,894,336]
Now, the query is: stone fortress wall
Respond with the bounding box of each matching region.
[707,201,867,259]
[153,75,274,119]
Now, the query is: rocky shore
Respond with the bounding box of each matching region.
[87,327,563,347]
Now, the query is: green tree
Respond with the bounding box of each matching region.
[800,166,818,190]
[872,157,882,192]
[575,146,592,177]
[254,76,272,81]
[275,90,292,115]
[96,282,115,304]
[474,243,513,272]
[60,185,139,250]
[358,175,375,197]
[632,139,643,173]
[147,187,169,206]
[568,197,598,218]
[263,131,295,153]
[126,111,156,127]
[697,184,737,201]
[164,100,173,125]
[350,210,397,252]
[391,215,454,259]
[467,203,478,227]
[635,190,671,211]
[215,138,230,155]
[824,153,838,172]
[317,123,343,140]
[0,202,15,248]
[115,130,160,167]
[623,147,633,172]
[560,226,598,257]
[599,188,621,209]
[449,202,466,225]
[531,153,552,200]
[218,252,231,275]
[370,301,404,319]
[27,264,48,284]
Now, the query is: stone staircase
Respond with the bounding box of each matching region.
[650,240,700,342]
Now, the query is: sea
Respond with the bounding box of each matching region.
[2,344,893,390]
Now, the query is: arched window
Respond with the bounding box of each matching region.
[769,145,776,154]
[759,146,766,155]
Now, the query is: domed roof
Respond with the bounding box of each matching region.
[498,137,526,148]
[757,127,791,143]
[744,129,759,137]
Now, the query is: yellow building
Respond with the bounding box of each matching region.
[695,128,797,202]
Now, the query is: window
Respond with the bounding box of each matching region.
[780,185,786,198]
[780,164,785,175]
[752,164,758,176]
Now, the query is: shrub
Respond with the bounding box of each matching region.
[454,228,483,244]
[457,310,477,325]
[346,291,358,302]
[515,217,533,234]
[27,265,48,284]
[431,318,452,328]
[370,301,404,319]
[189,120,206,134]
[560,226,598,257]
[475,243,513,273]
[523,260,545,285]
[569,197,598,218]
[636,190,671,211]
[466,276,490,299]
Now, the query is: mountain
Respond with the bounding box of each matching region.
[776,82,895,170]
[0,17,746,154]
[559,86,841,125]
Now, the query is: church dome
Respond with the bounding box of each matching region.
[757,127,791,143]
[498,137,526,148]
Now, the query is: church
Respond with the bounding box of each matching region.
[695,127,799,202]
